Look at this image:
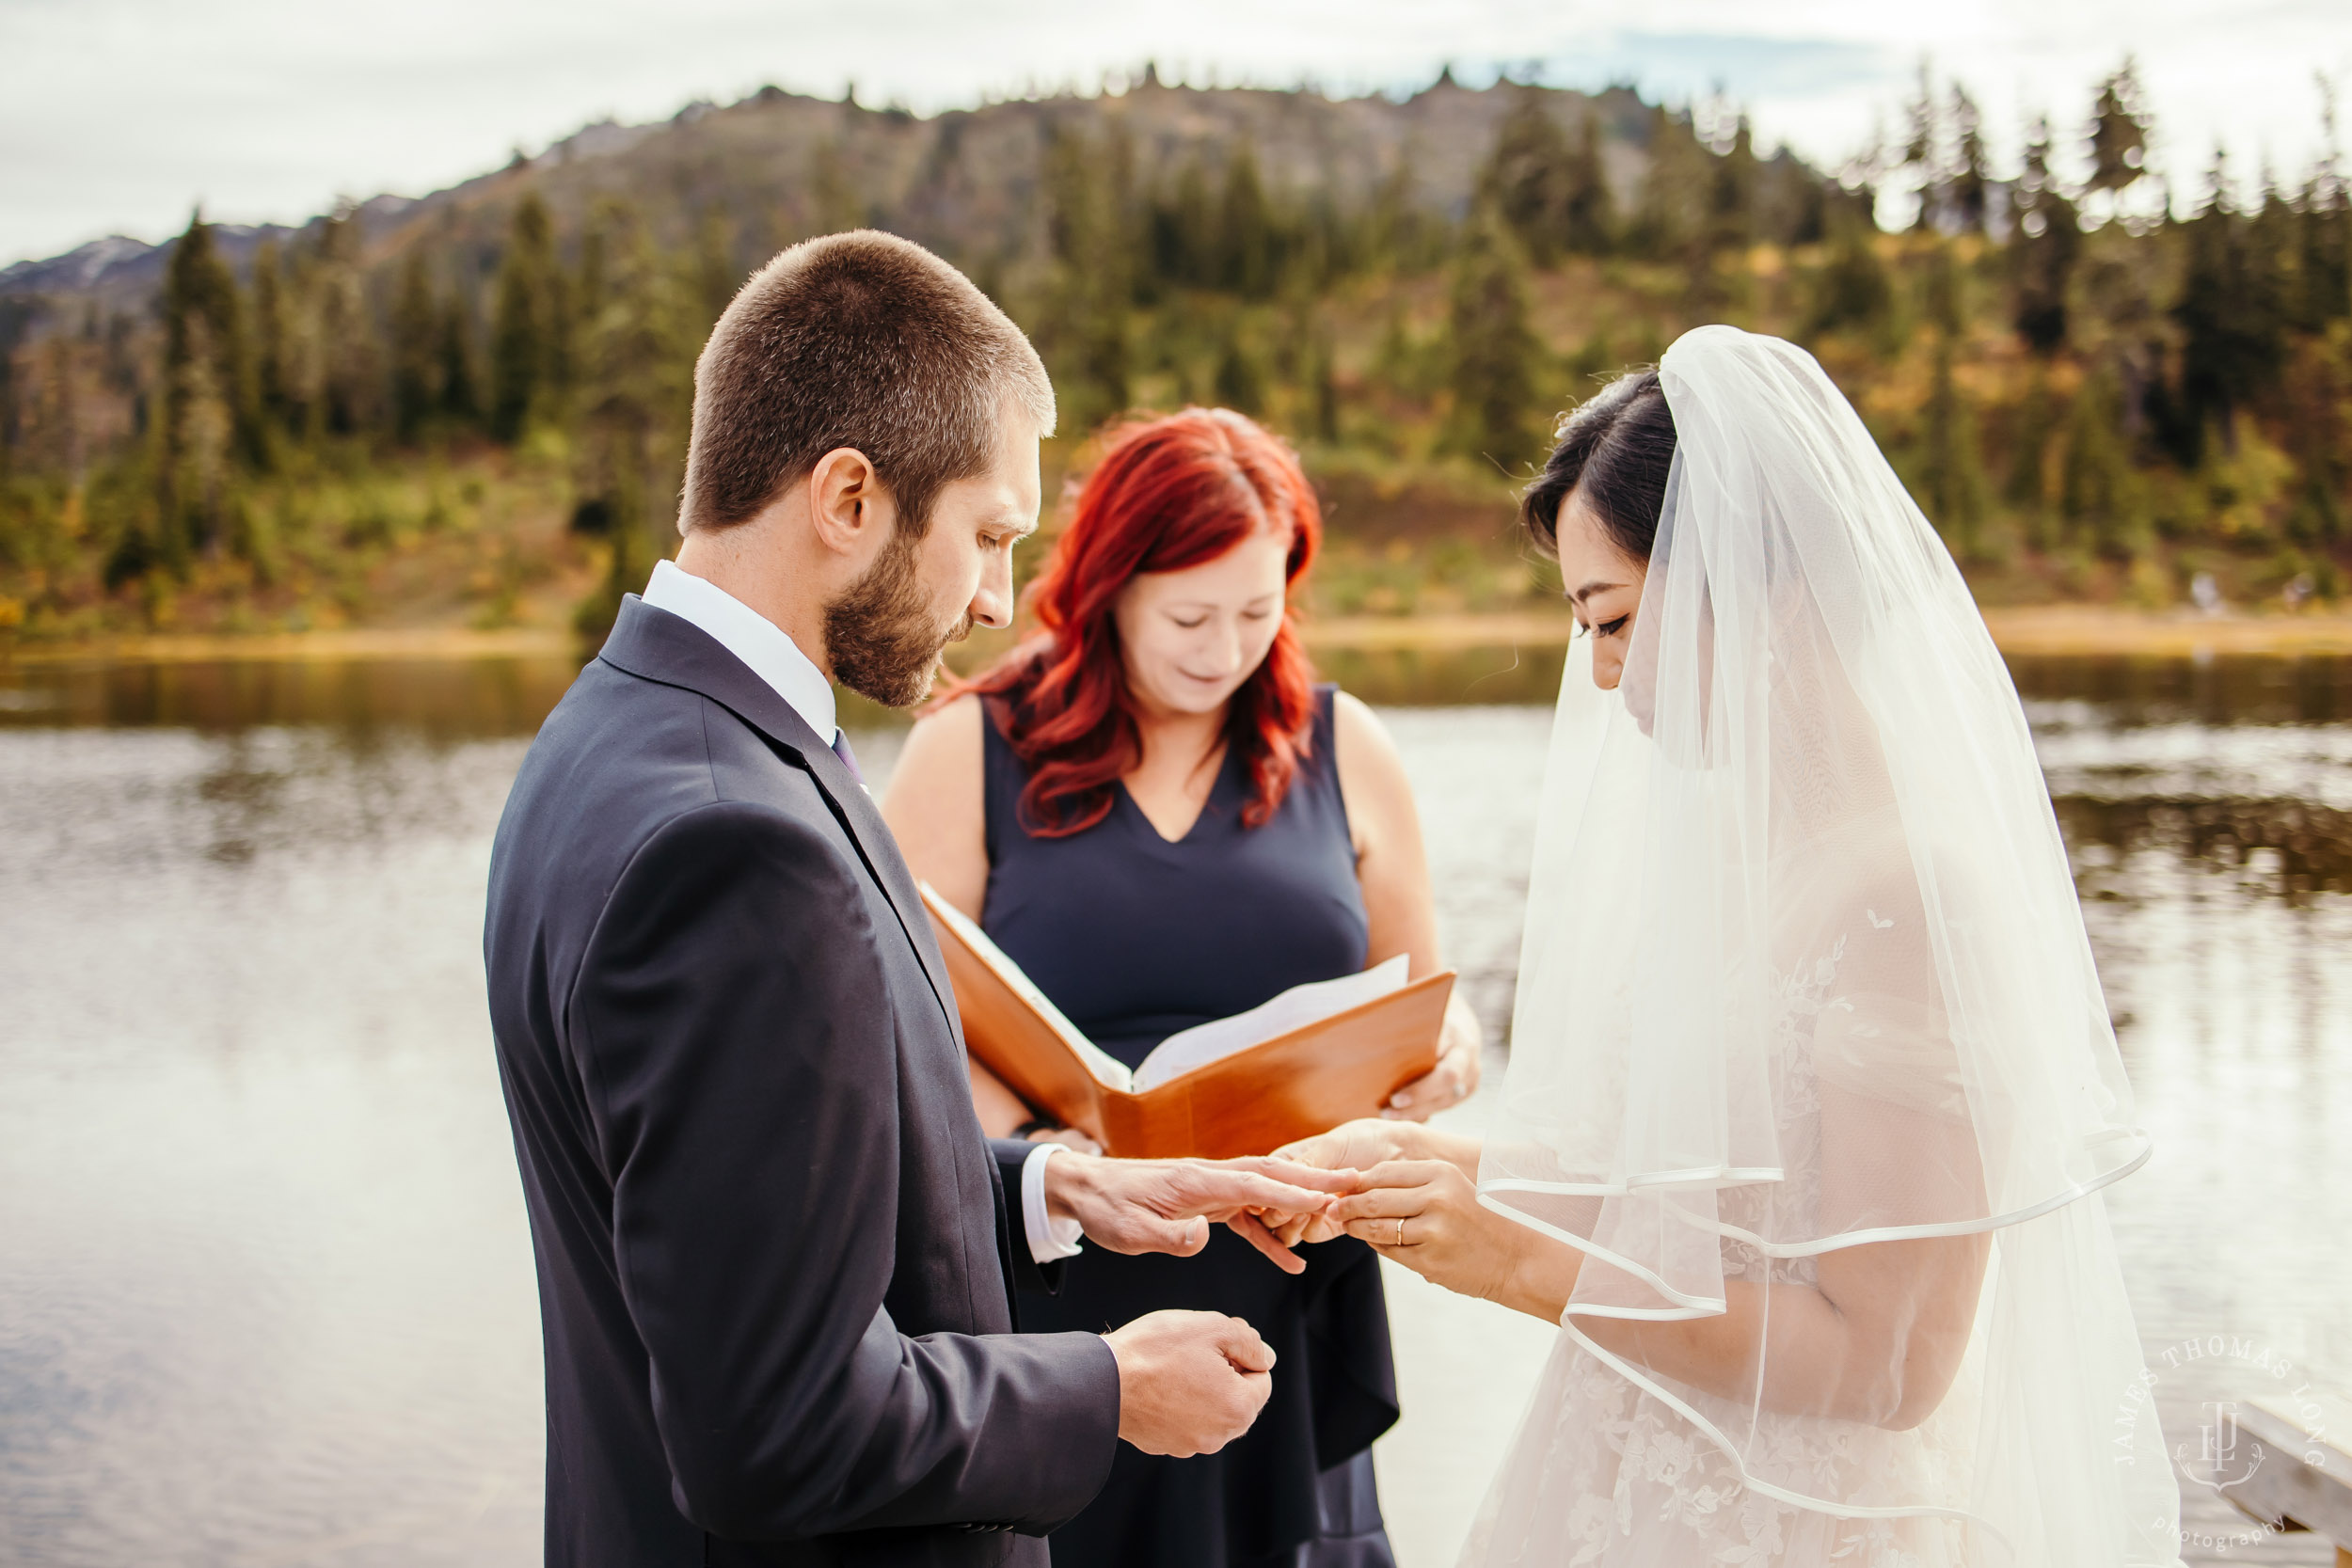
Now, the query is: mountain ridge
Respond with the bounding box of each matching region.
[0,75,1795,313]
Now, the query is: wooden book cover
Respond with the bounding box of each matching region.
[920,883,1451,1159]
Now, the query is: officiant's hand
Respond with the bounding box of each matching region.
[1382,991,1483,1120]
[1103,1309,1276,1456]
[1044,1154,1359,1275]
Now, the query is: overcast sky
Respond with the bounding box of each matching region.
[4,0,2349,265]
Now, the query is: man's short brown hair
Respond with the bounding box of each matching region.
[679,230,1055,535]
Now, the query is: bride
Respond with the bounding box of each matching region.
[1278,327,2184,1566]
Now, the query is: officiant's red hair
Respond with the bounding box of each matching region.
[958,407,1321,838]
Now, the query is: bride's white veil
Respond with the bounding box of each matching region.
[1472,327,2181,1565]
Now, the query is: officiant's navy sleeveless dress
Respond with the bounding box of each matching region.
[980,685,1399,1568]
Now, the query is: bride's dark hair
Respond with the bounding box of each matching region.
[1520,368,1677,562]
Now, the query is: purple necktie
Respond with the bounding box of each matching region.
[829,730,864,784]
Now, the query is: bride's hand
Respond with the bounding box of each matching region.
[1262,1120,1491,1246]
[1327,1159,1562,1314]
[1274,1117,1429,1174]
[1262,1120,1424,1244]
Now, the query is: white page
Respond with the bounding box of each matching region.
[920,885,1135,1093]
[1130,955,1411,1094]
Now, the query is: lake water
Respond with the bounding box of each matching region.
[2,649,2347,1567]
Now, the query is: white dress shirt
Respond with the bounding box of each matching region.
[643,559,839,747]
[639,559,1084,1264]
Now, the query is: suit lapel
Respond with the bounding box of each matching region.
[813,748,965,1038]
[596,596,963,1038]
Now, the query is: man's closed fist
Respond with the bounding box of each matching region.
[1102,1309,1277,1458]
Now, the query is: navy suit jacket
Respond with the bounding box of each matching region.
[485,595,1120,1567]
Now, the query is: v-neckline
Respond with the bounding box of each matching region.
[1120,745,1233,847]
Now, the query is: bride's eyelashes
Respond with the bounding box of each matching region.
[1593,615,1629,639]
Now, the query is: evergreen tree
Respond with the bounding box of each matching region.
[1627,106,1708,266]
[2253,173,2304,341]
[1362,151,1438,274]
[2298,89,2351,329]
[578,216,610,328]
[2174,150,2289,451]
[490,194,558,441]
[2010,118,2080,353]
[1899,63,1944,230]
[2005,372,2060,547]
[389,250,441,443]
[2060,369,2148,556]
[2084,59,2153,224]
[574,208,690,637]
[1477,89,1576,264]
[1308,324,1340,443]
[1916,248,1987,554]
[1151,160,1217,289]
[153,210,257,569]
[438,293,480,426]
[694,209,739,330]
[1947,87,1990,233]
[1211,314,1265,415]
[2281,329,2352,543]
[1218,141,1276,298]
[1042,127,1133,429]
[249,238,292,433]
[310,208,380,436]
[1705,115,1759,258]
[1562,109,1617,255]
[1918,333,1988,554]
[1444,207,1541,462]
[1807,211,1894,341]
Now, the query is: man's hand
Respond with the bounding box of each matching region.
[1102,1310,1276,1456]
[1043,1153,1359,1274]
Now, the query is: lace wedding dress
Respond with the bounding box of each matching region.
[1470,883,1980,1566]
[1466,329,2183,1567]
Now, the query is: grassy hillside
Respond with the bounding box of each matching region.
[2,65,2346,646]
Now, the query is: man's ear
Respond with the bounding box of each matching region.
[805,447,898,561]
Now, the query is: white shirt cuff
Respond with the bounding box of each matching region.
[1020,1142,1086,1263]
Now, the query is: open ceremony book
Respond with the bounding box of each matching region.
[919,883,1453,1159]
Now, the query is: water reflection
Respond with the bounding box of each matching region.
[0,649,2346,1566]
[2060,797,2352,900]
[0,656,586,737]
[2011,651,2352,726]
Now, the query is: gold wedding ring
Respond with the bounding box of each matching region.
[1392,1217,1405,1247]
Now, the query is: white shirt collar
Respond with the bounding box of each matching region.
[640,559,838,746]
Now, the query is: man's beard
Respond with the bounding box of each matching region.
[823,527,972,709]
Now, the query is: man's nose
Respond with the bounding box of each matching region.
[971,550,1014,630]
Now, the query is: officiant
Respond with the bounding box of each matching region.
[883,406,1480,1568]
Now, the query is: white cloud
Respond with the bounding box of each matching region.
[2,0,2346,263]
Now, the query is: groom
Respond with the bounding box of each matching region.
[485,230,1349,1567]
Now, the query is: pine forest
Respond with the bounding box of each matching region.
[2,63,2347,643]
